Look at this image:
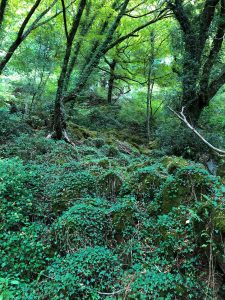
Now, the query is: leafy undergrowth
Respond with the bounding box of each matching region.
[1,125,225,299]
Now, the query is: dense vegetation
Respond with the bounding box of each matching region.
[1,0,225,299]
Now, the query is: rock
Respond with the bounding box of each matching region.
[160,156,190,174]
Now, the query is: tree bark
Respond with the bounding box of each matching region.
[0,0,7,28]
[52,0,87,141]
[170,0,225,123]
[107,59,116,104]
[146,31,155,142]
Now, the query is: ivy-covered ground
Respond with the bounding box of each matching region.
[1,110,225,299]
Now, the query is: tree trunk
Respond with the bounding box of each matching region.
[0,0,7,28]
[146,31,155,142]
[63,0,130,104]
[107,59,116,104]
[51,0,87,141]
[170,0,225,123]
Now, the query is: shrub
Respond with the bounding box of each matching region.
[20,247,123,299]
[158,165,220,213]
[122,163,167,200]
[156,117,208,157]
[0,158,33,229]
[0,108,30,144]
[51,198,111,252]
[0,133,56,160]
[0,223,52,281]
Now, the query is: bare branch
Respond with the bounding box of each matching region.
[168,106,225,155]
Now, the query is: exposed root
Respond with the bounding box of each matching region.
[46,130,75,146]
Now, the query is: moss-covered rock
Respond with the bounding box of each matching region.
[110,198,136,242]
[160,156,190,174]
[159,166,220,213]
[98,170,123,200]
[69,123,97,140]
[51,198,110,252]
[217,159,225,180]
[213,207,225,232]
[122,163,167,200]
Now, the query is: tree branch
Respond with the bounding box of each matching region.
[22,0,59,39]
[199,0,220,48]
[167,0,191,33]
[61,0,69,41]
[168,106,225,155]
[209,68,225,99]
[0,0,7,27]
[17,0,42,38]
[105,9,170,53]
[125,1,145,13]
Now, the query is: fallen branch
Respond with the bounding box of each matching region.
[168,106,225,156]
[97,288,124,296]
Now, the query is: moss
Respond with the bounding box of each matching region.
[69,123,97,140]
[217,159,225,180]
[122,164,167,200]
[213,208,225,232]
[160,176,190,213]
[148,140,159,150]
[98,171,123,199]
[102,144,120,157]
[159,166,218,213]
[160,156,190,174]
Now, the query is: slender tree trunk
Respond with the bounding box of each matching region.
[63,0,130,104]
[146,79,154,142]
[146,31,155,142]
[51,0,86,141]
[0,0,7,28]
[107,59,116,104]
[0,0,58,74]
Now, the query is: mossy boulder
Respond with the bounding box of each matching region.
[69,123,97,140]
[98,170,123,200]
[46,170,97,213]
[110,198,136,241]
[51,198,110,252]
[159,166,219,213]
[160,156,190,174]
[122,163,167,200]
[102,144,120,157]
[217,159,225,180]
[213,207,225,232]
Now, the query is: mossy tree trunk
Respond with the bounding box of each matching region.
[169,0,225,123]
[107,59,116,105]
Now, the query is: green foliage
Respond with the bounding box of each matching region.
[51,198,111,252]
[2,0,225,298]
[0,109,30,144]
[0,277,19,300]
[20,247,123,300]
[0,158,33,229]
[0,223,52,281]
[156,116,209,157]
[122,163,167,200]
